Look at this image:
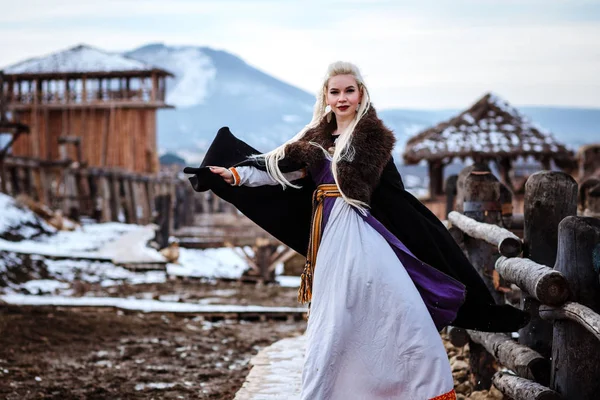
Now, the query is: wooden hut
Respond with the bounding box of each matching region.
[1,44,173,174]
[403,93,574,198]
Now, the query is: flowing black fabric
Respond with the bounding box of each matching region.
[184,127,529,332]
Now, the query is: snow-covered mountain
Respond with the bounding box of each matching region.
[126,44,314,164]
[125,44,600,165]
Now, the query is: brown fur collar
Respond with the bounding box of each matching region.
[284,106,396,204]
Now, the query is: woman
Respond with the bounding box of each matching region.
[185,62,528,399]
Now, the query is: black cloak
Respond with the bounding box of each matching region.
[184,124,529,333]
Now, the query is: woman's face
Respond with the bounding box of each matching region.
[326,74,362,121]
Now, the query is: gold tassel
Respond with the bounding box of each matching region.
[298,261,313,304]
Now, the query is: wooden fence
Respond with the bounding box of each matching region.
[446,168,600,400]
[0,155,202,248]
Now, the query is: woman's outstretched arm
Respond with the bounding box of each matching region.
[209,166,306,187]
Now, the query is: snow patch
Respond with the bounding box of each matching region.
[22,279,70,295]
[127,46,216,108]
[0,194,55,241]
[276,275,301,288]
[167,247,247,279]
[0,294,307,313]
[135,382,177,391]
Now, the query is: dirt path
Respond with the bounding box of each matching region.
[0,304,306,399]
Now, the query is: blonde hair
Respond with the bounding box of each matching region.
[251,61,372,213]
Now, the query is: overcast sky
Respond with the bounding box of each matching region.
[1,0,599,109]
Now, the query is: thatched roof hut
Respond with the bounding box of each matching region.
[403,92,574,196]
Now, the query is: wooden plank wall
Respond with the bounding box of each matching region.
[10,108,158,174]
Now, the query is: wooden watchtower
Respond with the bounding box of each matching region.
[1,44,173,174]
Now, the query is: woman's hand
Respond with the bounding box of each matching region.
[209,166,235,184]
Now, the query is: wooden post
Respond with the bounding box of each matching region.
[24,166,35,200]
[540,302,600,342]
[108,172,121,222]
[254,238,277,283]
[168,181,176,237]
[173,183,184,231]
[463,170,503,303]
[497,157,514,190]
[583,183,600,218]
[122,176,137,224]
[468,341,497,391]
[0,72,7,119]
[14,167,25,195]
[461,169,502,390]
[81,76,87,103]
[151,72,158,102]
[499,183,513,229]
[85,171,99,220]
[444,174,458,218]
[211,190,220,213]
[200,191,209,214]
[578,177,599,216]
[76,169,91,217]
[551,217,600,399]
[145,179,156,223]
[183,185,196,227]
[63,168,79,221]
[520,172,577,359]
[456,164,491,213]
[428,160,444,198]
[38,167,51,206]
[135,179,148,225]
[8,166,19,194]
[154,193,171,249]
[98,174,112,222]
[541,157,551,171]
[130,179,141,224]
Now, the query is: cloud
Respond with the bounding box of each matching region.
[1,0,599,108]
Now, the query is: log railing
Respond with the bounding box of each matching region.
[446,169,600,400]
[448,211,522,257]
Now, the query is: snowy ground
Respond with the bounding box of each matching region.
[0,193,307,399]
[0,192,299,303]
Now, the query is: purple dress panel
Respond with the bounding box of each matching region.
[311,160,466,330]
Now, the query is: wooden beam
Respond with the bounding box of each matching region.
[448,211,522,257]
[495,256,570,306]
[540,302,600,342]
[444,174,458,218]
[520,171,578,360]
[82,77,87,103]
[551,217,600,398]
[467,330,549,385]
[151,72,158,102]
[492,372,562,400]
[9,101,174,111]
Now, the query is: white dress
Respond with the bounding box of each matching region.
[235,166,456,400]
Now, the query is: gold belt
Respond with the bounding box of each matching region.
[298,183,341,304]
